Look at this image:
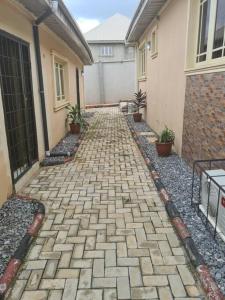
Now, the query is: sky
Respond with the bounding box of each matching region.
[64,0,140,33]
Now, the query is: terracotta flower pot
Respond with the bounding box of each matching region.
[70,123,80,134]
[156,141,173,157]
[133,112,142,122]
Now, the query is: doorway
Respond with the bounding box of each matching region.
[0,30,38,183]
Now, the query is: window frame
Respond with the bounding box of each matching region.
[138,41,146,79]
[151,25,158,58]
[51,51,69,111]
[195,0,225,65]
[100,46,113,57]
[55,62,65,102]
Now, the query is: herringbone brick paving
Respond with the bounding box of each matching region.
[7,108,204,299]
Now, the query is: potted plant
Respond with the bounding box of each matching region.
[133,89,146,122]
[156,127,175,156]
[66,104,85,134]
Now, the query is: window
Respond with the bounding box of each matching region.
[196,0,225,63]
[151,26,158,57]
[55,62,65,101]
[197,0,211,62]
[100,46,113,57]
[212,0,225,58]
[52,51,69,110]
[139,43,146,78]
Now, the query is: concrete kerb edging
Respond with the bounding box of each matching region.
[126,118,225,300]
[85,103,119,109]
[0,195,45,300]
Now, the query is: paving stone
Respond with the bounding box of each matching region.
[105,267,128,277]
[56,269,79,279]
[131,287,158,299]
[10,108,204,300]
[26,270,43,290]
[93,277,116,288]
[39,279,65,289]
[117,257,139,266]
[43,260,58,279]
[177,265,195,285]
[70,259,92,268]
[140,257,153,275]
[104,289,117,300]
[9,280,26,300]
[78,269,92,288]
[105,250,116,267]
[25,260,47,270]
[48,290,63,300]
[76,289,103,300]
[168,275,187,297]
[73,244,84,259]
[93,259,104,277]
[117,242,127,257]
[129,267,143,287]
[153,265,177,275]
[186,285,202,297]
[127,235,137,248]
[62,279,78,300]
[158,286,173,300]
[21,291,48,300]
[117,277,130,299]
[143,275,168,286]
[59,252,72,268]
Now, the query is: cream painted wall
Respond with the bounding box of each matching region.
[0,0,85,205]
[39,28,85,148]
[137,0,189,155]
[0,86,12,205]
[0,0,44,205]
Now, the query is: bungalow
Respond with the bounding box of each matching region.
[0,0,93,205]
[126,0,225,165]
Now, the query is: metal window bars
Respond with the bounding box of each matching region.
[191,159,225,240]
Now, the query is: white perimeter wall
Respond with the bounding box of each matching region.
[84,61,136,104]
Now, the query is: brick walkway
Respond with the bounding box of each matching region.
[8,108,204,299]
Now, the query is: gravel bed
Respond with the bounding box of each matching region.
[83,111,96,119]
[127,115,225,294]
[0,197,39,277]
[40,156,66,167]
[50,133,79,157]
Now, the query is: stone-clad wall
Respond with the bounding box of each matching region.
[182,72,225,165]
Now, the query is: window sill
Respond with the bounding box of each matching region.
[185,61,225,75]
[54,101,69,112]
[138,77,147,82]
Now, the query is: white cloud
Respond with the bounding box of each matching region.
[77,18,100,33]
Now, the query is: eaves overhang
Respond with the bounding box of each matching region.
[87,40,126,45]
[126,0,167,43]
[16,0,93,65]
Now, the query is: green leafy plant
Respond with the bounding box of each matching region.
[66,104,85,128]
[134,89,146,113]
[159,127,175,143]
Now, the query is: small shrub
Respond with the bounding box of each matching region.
[159,127,175,143]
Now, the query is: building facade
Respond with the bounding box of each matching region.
[84,14,136,105]
[126,0,225,165]
[0,0,92,205]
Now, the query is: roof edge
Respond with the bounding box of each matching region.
[126,0,167,43]
[126,0,148,42]
[58,0,93,64]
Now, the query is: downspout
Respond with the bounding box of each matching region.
[32,0,59,153]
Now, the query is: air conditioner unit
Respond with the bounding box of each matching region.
[200,169,225,241]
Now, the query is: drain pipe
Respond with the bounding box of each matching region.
[33,0,59,153]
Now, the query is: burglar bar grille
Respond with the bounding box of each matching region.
[191,159,225,240]
[0,30,38,182]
